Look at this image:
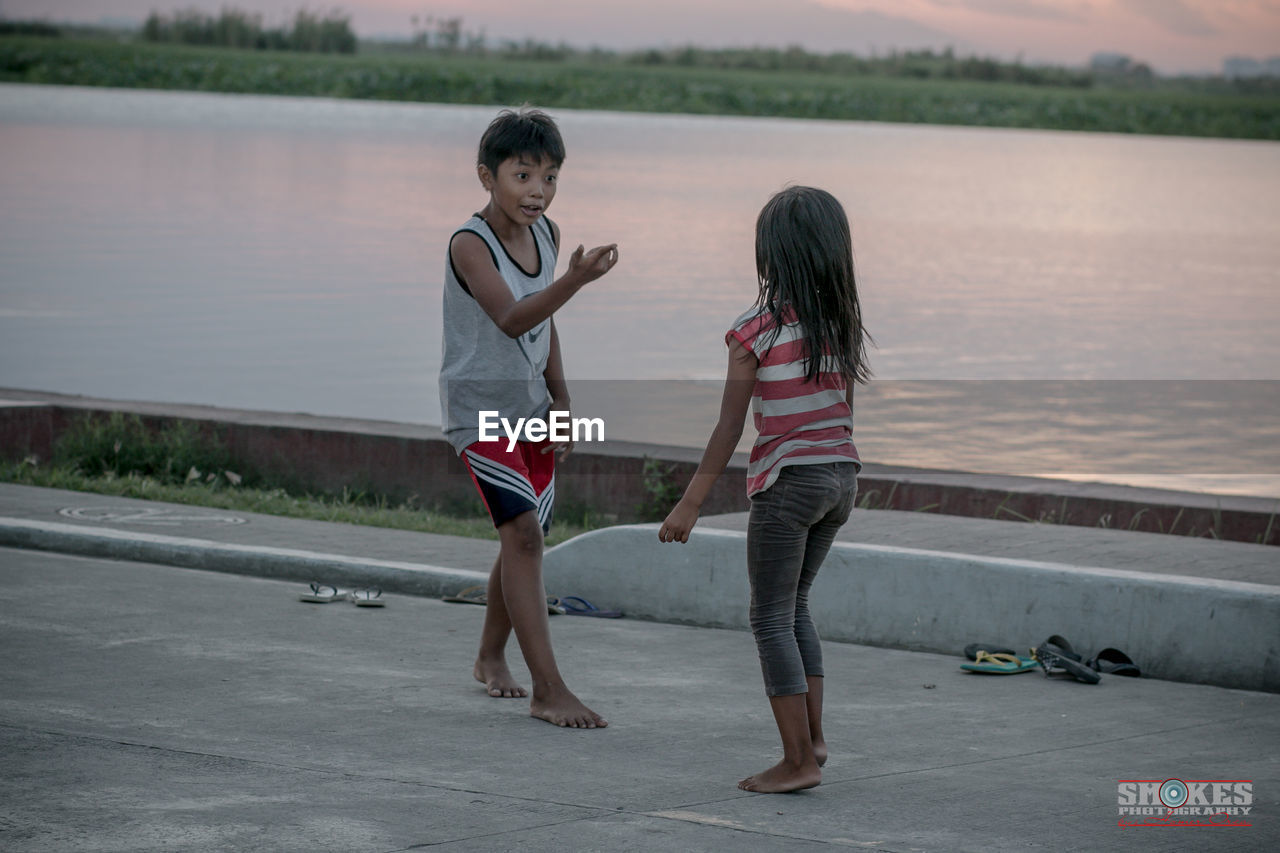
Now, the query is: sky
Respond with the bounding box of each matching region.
[3,0,1279,74]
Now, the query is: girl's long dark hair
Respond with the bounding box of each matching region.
[753,186,871,384]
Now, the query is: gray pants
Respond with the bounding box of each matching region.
[747,461,859,696]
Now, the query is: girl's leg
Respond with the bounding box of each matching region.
[792,472,857,764]
[806,675,826,767]
[741,469,828,792]
[738,693,822,793]
[473,552,528,698]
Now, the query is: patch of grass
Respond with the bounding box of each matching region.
[52,412,245,486]
[636,457,683,522]
[5,414,605,545]
[1,36,1277,139]
[1,458,600,545]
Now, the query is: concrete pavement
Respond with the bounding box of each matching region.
[1,482,1279,849]
[4,482,1276,689]
[2,546,1277,852]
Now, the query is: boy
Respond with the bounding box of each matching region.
[440,107,618,728]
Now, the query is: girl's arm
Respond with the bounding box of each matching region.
[542,319,573,460]
[658,339,757,543]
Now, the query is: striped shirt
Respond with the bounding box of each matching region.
[727,306,860,496]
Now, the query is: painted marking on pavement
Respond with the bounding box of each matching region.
[59,507,248,526]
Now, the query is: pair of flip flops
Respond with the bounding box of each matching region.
[960,643,1037,675]
[442,586,623,618]
[442,585,569,615]
[1031,635,1141,684]
[298,582,385,607]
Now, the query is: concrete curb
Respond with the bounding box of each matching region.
[5,514,1277,692]
[0,517,487,598]
[543,524,1280,693]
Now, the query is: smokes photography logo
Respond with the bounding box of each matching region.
[1117,779,1254,828]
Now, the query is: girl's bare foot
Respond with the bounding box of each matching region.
[737,759,821,793]
[813,739,828,767]
[473,658,527,698]
[530,684,608,728]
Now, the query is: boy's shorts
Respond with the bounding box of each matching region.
[461,438,555,533]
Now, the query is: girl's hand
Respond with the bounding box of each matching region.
[658,499,700,544]
[567,243,619,287]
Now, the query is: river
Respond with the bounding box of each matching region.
[1,84,1277,496]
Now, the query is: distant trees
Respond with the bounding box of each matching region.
[408,15,487,54]
[390,18,1094,88]
[141,7,356,54]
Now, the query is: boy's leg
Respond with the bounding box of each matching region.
[496,510,607,728]
[473,551,527,698]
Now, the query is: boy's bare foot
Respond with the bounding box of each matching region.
[530,685,608,728]
[737,759,821,793]
[813,739,828,767]
[474,659,528,698]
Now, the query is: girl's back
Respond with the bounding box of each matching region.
[728,305,859,497]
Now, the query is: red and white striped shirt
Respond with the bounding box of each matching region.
[727,307,860,496]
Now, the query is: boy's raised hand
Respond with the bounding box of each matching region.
[658,499,700,544]
[568,243,619,287]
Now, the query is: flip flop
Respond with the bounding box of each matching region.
[442,585,565,615]
[1087,647,1141,677]
[960,651,1037,674]
[442,585,487,605]
[555,595,623,618]
[1032,636,1101,684]
[350,587,386,608]
[963,643,1019,661]
[298,582,349,603]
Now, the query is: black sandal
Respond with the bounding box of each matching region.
[1032,635,1100,684]
[1087,647,1141,677]
[963,643,1019,661]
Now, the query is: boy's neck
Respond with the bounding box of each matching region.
[479,202,530,242]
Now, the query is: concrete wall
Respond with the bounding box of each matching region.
[543,525,1280,692]
[0,393,748,521]
[1,390,1277,542]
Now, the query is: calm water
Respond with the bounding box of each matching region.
[1,85,1278,496]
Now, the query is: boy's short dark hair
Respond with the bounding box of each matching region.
[477,107,565,176]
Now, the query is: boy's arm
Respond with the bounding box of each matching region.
[658,339,757,544]
[451,232,617,339]
[542,319,573,459]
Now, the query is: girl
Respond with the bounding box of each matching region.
[659,186,870,793]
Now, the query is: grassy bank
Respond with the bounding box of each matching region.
[1,413,606,546]
[2,35,1278,139]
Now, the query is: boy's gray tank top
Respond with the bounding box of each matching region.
[439,214,557,453]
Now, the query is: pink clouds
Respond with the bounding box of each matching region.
[6,0,1278,72]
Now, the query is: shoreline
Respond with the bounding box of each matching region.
[3,388,1276,546]
[2,36,1278,140]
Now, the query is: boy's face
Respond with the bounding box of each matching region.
[479,155,559,226]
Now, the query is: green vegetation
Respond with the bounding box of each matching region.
[2,413,604,545]
[50,412,243,486]
[637,457,684,522]
[0,33,1277,139]
[141,8,355,54]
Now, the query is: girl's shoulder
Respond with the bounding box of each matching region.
[729,303,801,339]
[729,305,770,337]
[728,304,796,359]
